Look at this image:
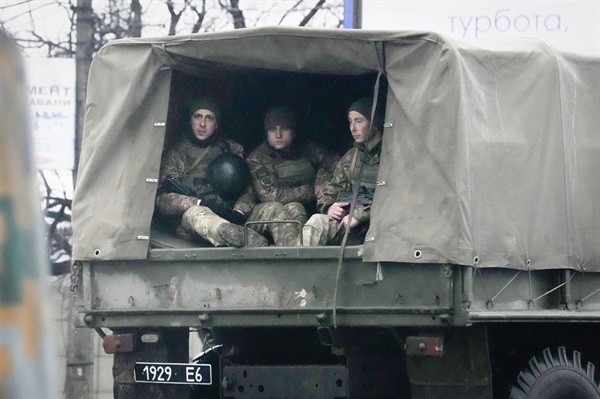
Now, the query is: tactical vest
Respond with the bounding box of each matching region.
[273,157,316,188]
[350,148,379,190]
[179,140,231,195]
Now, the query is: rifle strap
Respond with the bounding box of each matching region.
[334,65,384,329]
[350,148,359,185]
[181,145,211,179]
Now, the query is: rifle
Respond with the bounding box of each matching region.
[159,177,197,197]
[336,186,374,206]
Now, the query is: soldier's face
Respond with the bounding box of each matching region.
[190,108,218,141]
[267,126,294,150]
[348,111,372,144]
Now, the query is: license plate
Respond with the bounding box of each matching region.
[134,362,212,385]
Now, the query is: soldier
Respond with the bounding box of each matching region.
[155,97,268,247]
[246,105,340,246]
[302,97,383,246]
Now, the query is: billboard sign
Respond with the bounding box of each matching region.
[25,57,76,170]
[362,1,599,57]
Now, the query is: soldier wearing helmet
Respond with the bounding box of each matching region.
[156,97,268,247]
[245,105,339,246]
[302,97,383,246]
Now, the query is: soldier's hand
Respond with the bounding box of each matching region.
[200,197,230,220]
[340,214,360,229]
[314,183,325,197]
[327,202,349,222]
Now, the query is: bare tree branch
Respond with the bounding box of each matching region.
[165,0,190,35]
[22,1,74,56]
[299,0,326,26]
[278,0,303,25]
[1,2,55,24]
[223,0,246,29]
[2,0,343,52]
[38,170,73,274]
[190,0,207,34]
[65,0,76,54]
[0,0,31,10]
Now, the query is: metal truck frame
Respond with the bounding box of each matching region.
[72,27,600,399]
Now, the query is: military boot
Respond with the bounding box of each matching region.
[181,205,268,247]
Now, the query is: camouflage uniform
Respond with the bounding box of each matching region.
[247,140,339,246]
[156,136,264,246]
[302,140,382,246]
[246,202,307,246]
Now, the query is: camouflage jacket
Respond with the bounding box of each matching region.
[247,140,339,205]
[317,140,382,224]
[156,136,256,217]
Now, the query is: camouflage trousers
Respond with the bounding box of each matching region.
[179,205,229,246]
[302,214,343,246]
[302,214,368,246]
[247,202,306,246]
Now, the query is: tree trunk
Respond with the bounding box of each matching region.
[228,0,246,29]
[130,0,143,37]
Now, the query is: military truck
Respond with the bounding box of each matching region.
[71,27,600,399]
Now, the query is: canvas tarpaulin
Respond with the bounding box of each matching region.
[72,27,599,272]
[363,37,599,271]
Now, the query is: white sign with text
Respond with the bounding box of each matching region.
[25,57,75,170]
[362,1,599,57]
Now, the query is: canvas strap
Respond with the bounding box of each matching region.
[181,145,211,178]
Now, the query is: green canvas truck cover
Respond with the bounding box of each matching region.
[72,27,599,272]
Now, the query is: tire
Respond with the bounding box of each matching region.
[510,346,600,399]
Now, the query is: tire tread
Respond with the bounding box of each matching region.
[509,346,600,399]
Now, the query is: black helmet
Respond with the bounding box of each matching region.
[206,153,250,201]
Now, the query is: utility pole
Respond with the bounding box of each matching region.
[343,0,362,29]
[65,2,94,398]
[74,0,94,181]
[64,294,94,399]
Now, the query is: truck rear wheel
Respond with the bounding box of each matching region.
[510,347,600,399]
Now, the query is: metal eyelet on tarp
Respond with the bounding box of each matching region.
[414,250,422,259]
[383,123,393,128]
[153,122,165,127]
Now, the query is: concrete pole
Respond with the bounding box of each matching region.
[65,3,95,398]
[73,0,94,183]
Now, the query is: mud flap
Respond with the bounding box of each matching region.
[113,328,190,399]
[406,325,493,399]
